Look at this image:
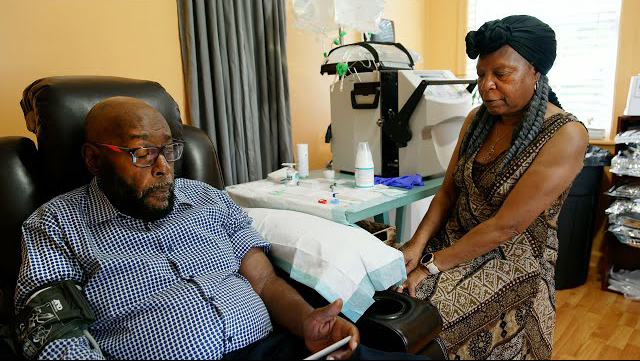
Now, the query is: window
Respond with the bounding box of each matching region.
[466,0,622,136]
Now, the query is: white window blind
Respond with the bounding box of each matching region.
[466,0,622,136]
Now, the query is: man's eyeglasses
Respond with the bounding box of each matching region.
[92,141,186,168]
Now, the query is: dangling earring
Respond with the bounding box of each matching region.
[535,79,539,92]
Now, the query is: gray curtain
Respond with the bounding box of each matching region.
[177,0,293,185]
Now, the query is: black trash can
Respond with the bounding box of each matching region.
[555,166,603,289]
[555,146,609,290]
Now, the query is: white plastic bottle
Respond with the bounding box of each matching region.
[355,142,374,188]
[296,144,309,179]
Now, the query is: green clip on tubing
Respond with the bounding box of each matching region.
[326,30,349,77]
[336,62,349,77]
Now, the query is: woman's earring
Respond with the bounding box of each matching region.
[534,80,538,92]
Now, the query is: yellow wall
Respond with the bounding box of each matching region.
[423,0,468,76]
[379,1,427,70]
[287,0,464,170]
[612,0,640,134]
[286,1,337,171]
[0,0,186,141]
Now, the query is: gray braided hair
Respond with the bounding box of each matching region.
[458,105,496,163]
[459,75,551,169]
[501,74,550,167]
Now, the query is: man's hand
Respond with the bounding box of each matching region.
[303,299,360,360]
[240,249,358,358]
[394,266,430,298]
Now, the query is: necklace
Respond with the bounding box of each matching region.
[480,124,509,163]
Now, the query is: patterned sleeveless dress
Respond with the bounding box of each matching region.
[415,113,584,360]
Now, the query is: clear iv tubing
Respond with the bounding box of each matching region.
[83,329,103,357]
[331,47,377,92]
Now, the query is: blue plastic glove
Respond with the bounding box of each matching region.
[374,174,424,190]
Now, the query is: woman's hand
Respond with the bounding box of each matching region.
[393,266,430,298]
[399,239,425,275]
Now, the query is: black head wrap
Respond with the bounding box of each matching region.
[466,15,556,75]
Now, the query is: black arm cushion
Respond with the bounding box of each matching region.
[357,290,442,354]
[0,137,38,323]
[275,267,442,354]
[20,76,186,202]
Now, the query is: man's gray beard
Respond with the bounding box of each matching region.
[97,164,175,221]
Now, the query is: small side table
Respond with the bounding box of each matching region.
[334,173,443,243]
[229,169,444,244]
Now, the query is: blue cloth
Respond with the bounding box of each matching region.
[374,174,424,190]
[16,178,273,360]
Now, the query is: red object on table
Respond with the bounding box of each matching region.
[318,199,328,204]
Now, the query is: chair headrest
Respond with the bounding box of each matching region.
[21,76,184,201]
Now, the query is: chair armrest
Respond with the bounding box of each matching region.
[274,267,442,354]
[357,290,442,354]
[0,137,39,320]
[0,136,38,360]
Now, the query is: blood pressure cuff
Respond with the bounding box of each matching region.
[16,281,96,360]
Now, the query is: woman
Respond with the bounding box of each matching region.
[395,15,588,360]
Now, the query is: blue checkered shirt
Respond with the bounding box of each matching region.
[15,178,273,360]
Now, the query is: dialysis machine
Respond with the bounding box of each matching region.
[322,42,476,178]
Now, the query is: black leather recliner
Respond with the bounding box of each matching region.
[0,76,442,358]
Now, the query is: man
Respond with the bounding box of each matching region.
[15,97,424,360]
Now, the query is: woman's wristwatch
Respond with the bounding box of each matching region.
[420,253,441,275]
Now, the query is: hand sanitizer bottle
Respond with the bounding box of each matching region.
[355,142,374,188]
[282,163,298,186]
